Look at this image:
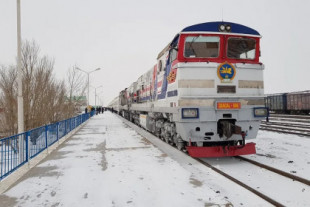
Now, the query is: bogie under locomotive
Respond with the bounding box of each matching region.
[108,21,268,157]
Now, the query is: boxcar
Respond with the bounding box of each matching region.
[265,93,287,113]
[287,91,310,114]
[265,91,310,114]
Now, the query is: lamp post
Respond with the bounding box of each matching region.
[17,0,24,134]
[75,67,101,106]
[95,85,103,107]
[17,0,24,164]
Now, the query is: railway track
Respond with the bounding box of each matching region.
[260,114,310,137]
[120,114,310,206]
[198,156,310,206]
[157,129,310,206]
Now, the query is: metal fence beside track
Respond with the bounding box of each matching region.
[0,111,95,181]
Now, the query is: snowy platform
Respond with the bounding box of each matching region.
[0,112,280,206]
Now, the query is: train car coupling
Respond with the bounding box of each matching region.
[218,120,243,140]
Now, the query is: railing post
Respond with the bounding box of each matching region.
[65,120,67,135]
[45,125,48,154]
[57,122,59,145]
[26,131,30,166]
[69,119,71,133]
[70,118,72,132]
[1,139,3,180]
[18,134,23,166]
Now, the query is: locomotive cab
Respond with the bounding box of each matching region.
[168,22,267,156]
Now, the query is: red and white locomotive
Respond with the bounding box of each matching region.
[109,21,268,157]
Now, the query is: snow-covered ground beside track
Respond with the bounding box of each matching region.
[248,130,310,179]
[0,112,309,206]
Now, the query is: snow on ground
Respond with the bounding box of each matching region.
[203,156,310,206]
[1,112,308,207]
[0,112,257,207]
[246,130,310,178]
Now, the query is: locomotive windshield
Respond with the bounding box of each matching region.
[227,37,256,60]
[184,36,220,58]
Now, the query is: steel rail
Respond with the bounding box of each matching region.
[237,156,310,186]
[261,114,310,136]
[260,124,310,132]
[261,122,310,129]
[195,158,285,207]
[260,124,310,133]
[259,126,310,137]
[270,114,310,120]
[266,119,310,124]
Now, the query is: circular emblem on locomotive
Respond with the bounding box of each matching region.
[217,62,236,83]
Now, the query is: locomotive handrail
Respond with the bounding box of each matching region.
[0,111,95,181]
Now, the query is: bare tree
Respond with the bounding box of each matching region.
[0,40,76,135]
[65,66,87,116]
[67,66,87,100]
[22,41,59,129]
[0,65,18,136]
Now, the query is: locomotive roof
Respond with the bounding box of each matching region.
[181,21,260,36]
[157,21,260,59]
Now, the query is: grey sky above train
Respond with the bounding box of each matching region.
[0,0,309,105]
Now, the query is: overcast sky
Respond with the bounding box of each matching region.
[1,0,309,105]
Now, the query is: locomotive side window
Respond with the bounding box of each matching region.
[169,48,178,63]
[227,38,256,59]
[157,60,162,73]
[184,36,220,58]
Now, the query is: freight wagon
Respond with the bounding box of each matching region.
[265,91,310,114]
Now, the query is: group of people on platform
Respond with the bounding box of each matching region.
[85,106,105,115]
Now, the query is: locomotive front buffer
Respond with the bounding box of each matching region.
[187,120,256,158]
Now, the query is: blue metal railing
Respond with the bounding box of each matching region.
[0,111,95,181]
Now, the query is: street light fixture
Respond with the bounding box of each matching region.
[75,67,101,106]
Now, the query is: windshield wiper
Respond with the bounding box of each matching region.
[187,36,198,57]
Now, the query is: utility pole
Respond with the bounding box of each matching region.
[17,0,24,163]
[17,0,24,133]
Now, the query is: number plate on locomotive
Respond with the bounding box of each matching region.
[216,102,241,110]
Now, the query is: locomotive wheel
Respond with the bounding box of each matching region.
[160,130,165,141]
[164,137,170,143]
[176,142,184,151]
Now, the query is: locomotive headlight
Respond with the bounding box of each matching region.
[254,107,268,117]
[219,24,226,32]
[182,108,199,119]
[226,25,231,32]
